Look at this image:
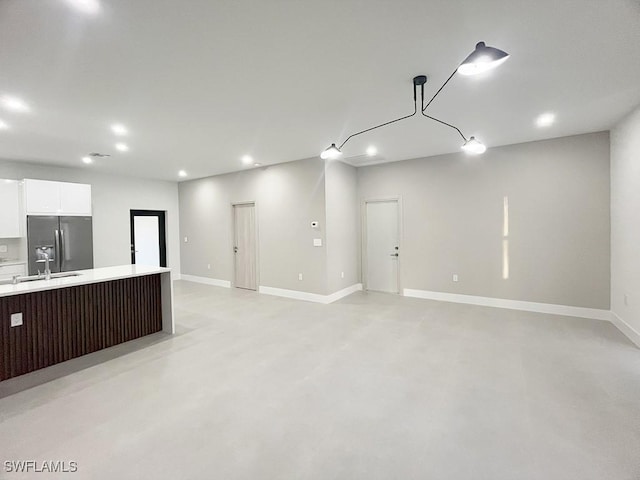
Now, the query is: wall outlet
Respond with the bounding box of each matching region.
[298,273,303,281]
[0,245,7,253]
[184,236,188,243]
[624,294,629,306]
[313,238,322,247]
[453,274,459,282]
[341,271,344,279]
[207,264,211,270]
[11,312,23,327]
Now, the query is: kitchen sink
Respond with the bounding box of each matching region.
[0,272,82,285]
[50,272,82,279]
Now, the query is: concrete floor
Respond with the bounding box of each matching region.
[1,280,640,479]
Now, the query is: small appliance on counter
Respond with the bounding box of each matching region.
[27,216,94,275]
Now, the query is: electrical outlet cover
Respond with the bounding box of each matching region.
[11,312,23,327]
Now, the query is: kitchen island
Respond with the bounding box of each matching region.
[0,265,174,381]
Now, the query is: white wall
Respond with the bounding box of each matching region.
[0,160,181,277]
[358,132,610,309]
[611,104,640,345]
[179,158,328,294]
[325,160,359,292]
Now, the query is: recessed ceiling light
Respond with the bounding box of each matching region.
[115,143,129,152]
[178,170,187,177]
[82,156,93,164]
[366,146,377,156]
[242,155,253,165]
[536,112,556,128]
[1,96,29,113]
[111,124,128,136]
[0,119,8,130]
[64,0,101,14]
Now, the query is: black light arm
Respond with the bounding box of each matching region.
[420,66,468,141]
[422,68,457,112]
[337,76,425,151]
[421,112,467,142]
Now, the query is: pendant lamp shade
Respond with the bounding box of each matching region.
[457,42,510,76]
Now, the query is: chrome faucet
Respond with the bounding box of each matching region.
[41,252,52,281]
[11,275,20,285]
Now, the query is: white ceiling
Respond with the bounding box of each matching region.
[1,0,639,181]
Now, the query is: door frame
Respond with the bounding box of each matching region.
[361,196,403,294]
[231,201,259,290]
[130,210,167,267]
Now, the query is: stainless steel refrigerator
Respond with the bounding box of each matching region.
[27,216,94,275]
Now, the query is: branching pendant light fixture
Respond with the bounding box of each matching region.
[320,41,509,160]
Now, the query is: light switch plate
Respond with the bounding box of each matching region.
[11,312,23,327]
[0,245,7,253]
[313,238,322,247]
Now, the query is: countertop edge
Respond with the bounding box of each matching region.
[0,266,172,298]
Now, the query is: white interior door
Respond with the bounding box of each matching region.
[133,216,160,267]
[233,203,257,290]
[365,200,399,293]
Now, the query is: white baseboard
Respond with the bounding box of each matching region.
[259,283,363,304]
[611,312,640,348]
[403,288,611,321]
[326,283,364,303]
[180,274,231,288]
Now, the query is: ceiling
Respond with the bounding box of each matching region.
[1,0,639,181]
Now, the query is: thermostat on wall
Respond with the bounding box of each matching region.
[311,221,319,228]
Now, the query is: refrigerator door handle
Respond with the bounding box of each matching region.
[54,229,61,271]
[59,228,65,271]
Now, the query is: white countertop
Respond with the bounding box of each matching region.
[0,265,171,298]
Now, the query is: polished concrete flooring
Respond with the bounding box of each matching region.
[1,281,640,479]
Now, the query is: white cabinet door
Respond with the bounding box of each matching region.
[0,180,22,237]
[24,179,92,216]
[60,183,92,215]
[25,179,61,214]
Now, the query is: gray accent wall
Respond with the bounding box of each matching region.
[0,160,181,277]
[611,105,640,337]
[325,160,359,293]
[179,158,328,294]
[357,132,610,309]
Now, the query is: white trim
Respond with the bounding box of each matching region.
[611,311,640,348]
[259,286,327,303]
[326,283,364,303]
[180,274,231,288]
[259,283,363,304]
[403,288,611,321]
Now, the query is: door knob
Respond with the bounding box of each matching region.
[234,246,238,253]
[390,253,399,257]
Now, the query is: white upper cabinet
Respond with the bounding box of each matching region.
[0,179,22,238]
[24,179,92,216]
[25,179,60,214]
[59,182,92,215]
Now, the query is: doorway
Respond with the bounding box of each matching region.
[130,210,167,267]
[233,202,257,290]
[364,199,400,293]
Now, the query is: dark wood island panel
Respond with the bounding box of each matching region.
[0,274,163,381]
